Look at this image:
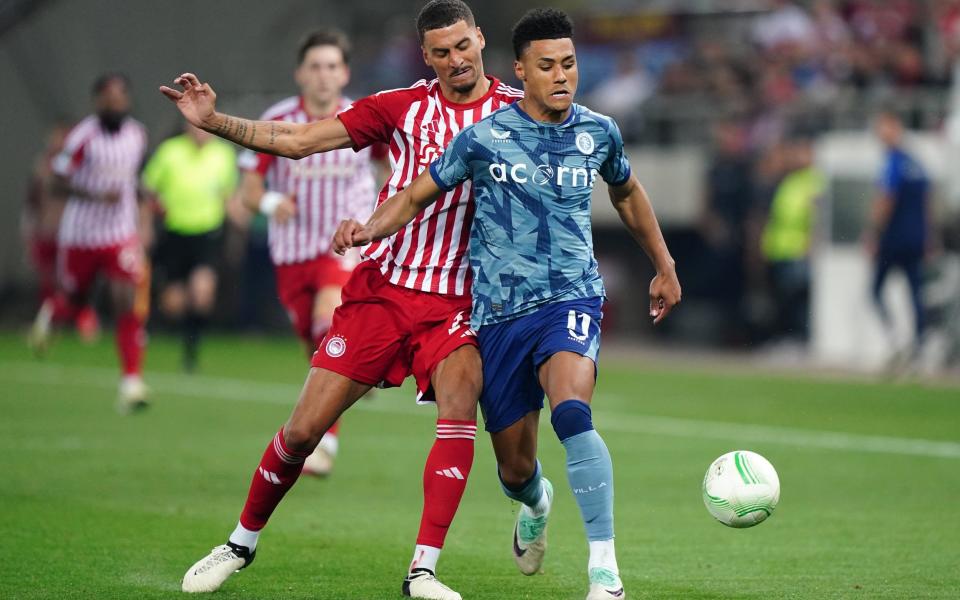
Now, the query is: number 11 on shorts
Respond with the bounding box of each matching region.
[567,310,591,342]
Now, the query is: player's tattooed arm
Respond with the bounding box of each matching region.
[160,73,353,158]
[608,174,681,323]
[332,170,443,254]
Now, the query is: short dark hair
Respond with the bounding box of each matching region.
[297,28,351,65]
[416,0,475,44]
[91,72,130,96]
[512,8,573,59]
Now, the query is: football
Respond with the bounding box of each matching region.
[702,451,780,528]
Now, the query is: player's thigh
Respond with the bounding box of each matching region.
[313,285,343,323]
[477,317,543,434]
[532,297,603,409]
[188,265,217,311]
[489,411,540,485]
[408,300,479,410]
[431,344,482,421]
[159,282,188,317]
[284,367,372,452]
[310,255,353,320]
[539,352,597,410]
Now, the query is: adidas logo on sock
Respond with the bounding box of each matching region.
[258,467,281,484]
[435,467,465,480]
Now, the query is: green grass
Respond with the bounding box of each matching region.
[0,331,958,599]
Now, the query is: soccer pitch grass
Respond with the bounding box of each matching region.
[0,332,957,599]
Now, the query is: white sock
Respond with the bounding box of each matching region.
[409,544,441,574]
[318,432,339,457]
[228,521,261,551]
[525,484,551,518]
[588,539,619,575]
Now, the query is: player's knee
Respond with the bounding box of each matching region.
[498,456,538,489]
[436,388,478,421]
[282,422,321,454]
[551,399,594,442]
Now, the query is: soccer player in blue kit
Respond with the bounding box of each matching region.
[334,8,681,599]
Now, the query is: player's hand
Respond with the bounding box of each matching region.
[332,219,373,255]
[159,73,217,129]
[649,266,681,325]
[273,196,297,225]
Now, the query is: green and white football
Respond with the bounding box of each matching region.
[702,450,780,528]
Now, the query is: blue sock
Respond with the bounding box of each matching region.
[552,400,615,541]
[499,459,544,508]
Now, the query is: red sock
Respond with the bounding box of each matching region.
[116,311,144,376]
[239,428,310,531]
[416,419,477,548]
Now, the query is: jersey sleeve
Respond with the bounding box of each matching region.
[370,141,390,161]
[337,93,394,150]
[51,122,90,177]
[598,119,632,187]
[428,127,475,192]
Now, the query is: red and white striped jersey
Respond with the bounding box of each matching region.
[239,96,382,266]
[338,76,523,297]
[52,115,147,248]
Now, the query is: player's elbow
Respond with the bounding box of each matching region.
[287,141,311,160]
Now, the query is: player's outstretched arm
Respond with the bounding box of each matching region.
[159,73,352,158]
[609,174,681,324]
[332,171,442,254]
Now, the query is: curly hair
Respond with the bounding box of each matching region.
[511,8,573,59]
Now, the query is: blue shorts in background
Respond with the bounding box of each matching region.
[478,296,603,433]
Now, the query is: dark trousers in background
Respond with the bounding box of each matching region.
[872,249,925,341]
[768,259,810,342]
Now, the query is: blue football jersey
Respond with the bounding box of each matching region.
[429,102,631,328]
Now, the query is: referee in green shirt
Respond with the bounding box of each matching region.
[143,122,237,370]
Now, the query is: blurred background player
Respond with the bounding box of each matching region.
[237,29,386,476]
[24,122,101,351]
[142,121,237,372]
[865,108,932,365]
[49,73,150,412]
[166,2,521,597]
[761,134,824,349]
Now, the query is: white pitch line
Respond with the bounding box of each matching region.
[1,361,958,460]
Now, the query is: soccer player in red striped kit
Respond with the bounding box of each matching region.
[52,73,150,412]
[238,29,388,477]
[167,2,520,598]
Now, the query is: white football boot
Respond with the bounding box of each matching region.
[181,542,255,593]
[512,477,554,575]
[586,567,626,599]
[402,568,462,600]
[302,433,337,477]
[117,375,149,414]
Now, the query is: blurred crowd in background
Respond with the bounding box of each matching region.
[14,0,960,373]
